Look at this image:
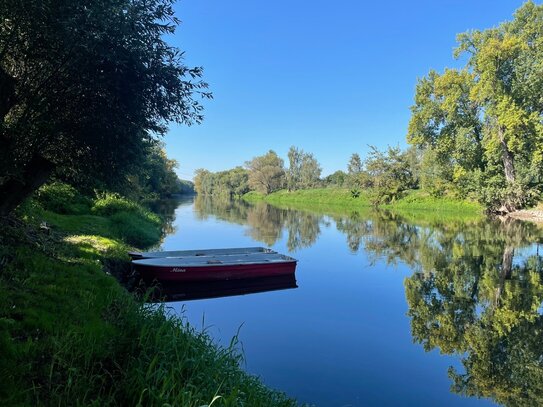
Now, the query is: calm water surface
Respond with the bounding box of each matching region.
[157,196,543,407]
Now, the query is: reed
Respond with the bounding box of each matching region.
[0,195,298,406]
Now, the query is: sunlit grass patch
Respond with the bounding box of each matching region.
[1,193,298,406]
[244,188,483,218]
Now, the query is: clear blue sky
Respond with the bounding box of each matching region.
[163,0,527,179]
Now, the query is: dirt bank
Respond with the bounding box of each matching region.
[508,209,543,224]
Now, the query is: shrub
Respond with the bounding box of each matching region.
[350,189,361,198]
[92,193,141,216]
[110,211,161,247]
[36,183,90,214]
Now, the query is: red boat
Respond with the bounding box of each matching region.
[131,250,297,282]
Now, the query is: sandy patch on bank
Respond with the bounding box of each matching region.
[508,209,543,224]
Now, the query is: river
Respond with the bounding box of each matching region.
[155,195,543,407]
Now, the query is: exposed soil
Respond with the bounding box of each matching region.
[507,209,543,224]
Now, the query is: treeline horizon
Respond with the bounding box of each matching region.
[195,1,543,213]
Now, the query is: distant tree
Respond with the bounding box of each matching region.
[178,180,195,194]
[194,169,213,195]
[347,153,363,176]
[193,167,248,198]
[246,150,285,194]
[286,146,321,191]
[223,167,250,197]
[136,142,183,198]
[286,146,303,191]
[0,0,210,214]
[299,152,322,189]
[324,170,347,187]
[364,146,416,205]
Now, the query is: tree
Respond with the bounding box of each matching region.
[286,146,321,191]
[408,1,543,211]
[347,153,363,187]
[364,145,416,205]
[299,152,322,189]
[0,0,210,214]
[193,167,249,198]
[246,150,285,195]
[323,170,347,187]
[194,169,213,195]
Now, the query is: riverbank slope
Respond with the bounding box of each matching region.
[0,186,297,406]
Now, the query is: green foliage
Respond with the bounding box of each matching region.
[123,141,191,201]
[350,189,361,198]
[0,194,296,406]
[0,0,210,214]
[246,150,286,195]
[0,246,296,406]
[92,194,143,216]
[91,193,161,246]
[384,190,483,214]
[243,188,482,216]
[35,182,91,214]
[247,188,370,209]
[347,153,363,187]
[408,1,543,211]
[109,212,161,247]
[364,145,417,205]
[323,170,347,187]
[286,146,322,191]
[194,167,250,198]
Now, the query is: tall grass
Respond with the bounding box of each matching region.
[1,186,298,406]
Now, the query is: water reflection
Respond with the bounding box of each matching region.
[194,196,324,251]
[192,196,543,406]
[148,274,297,302]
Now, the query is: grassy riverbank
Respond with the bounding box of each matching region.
[0,185,296,406]
[243,188,483,216]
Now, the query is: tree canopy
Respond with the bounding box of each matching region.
[0,0,210,214]
[246,150,285,195]
[286,146,322,191]
[407,1,543,211]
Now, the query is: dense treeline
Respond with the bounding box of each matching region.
[0,0,208,215]
[194,148,322,197]
[122,141,194,201]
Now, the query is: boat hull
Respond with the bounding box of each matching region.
[134,260,297,282]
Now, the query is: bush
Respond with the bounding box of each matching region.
[103,198,162,247]
[92,193,142,216]
[36,183,90,214]
[110,211,162,247]
[478,181,539,213]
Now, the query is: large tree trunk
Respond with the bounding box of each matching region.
[0,154,55,216]
[498,126,516,184]
[495,246,514,306]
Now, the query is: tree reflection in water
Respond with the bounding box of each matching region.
[193,196,543,406]
[194,196,323,251]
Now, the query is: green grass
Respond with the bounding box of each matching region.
[244,188,484,219]
[0,190,298,406]
[245,188,370,209]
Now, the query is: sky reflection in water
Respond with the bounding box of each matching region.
[158,196,543,407]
